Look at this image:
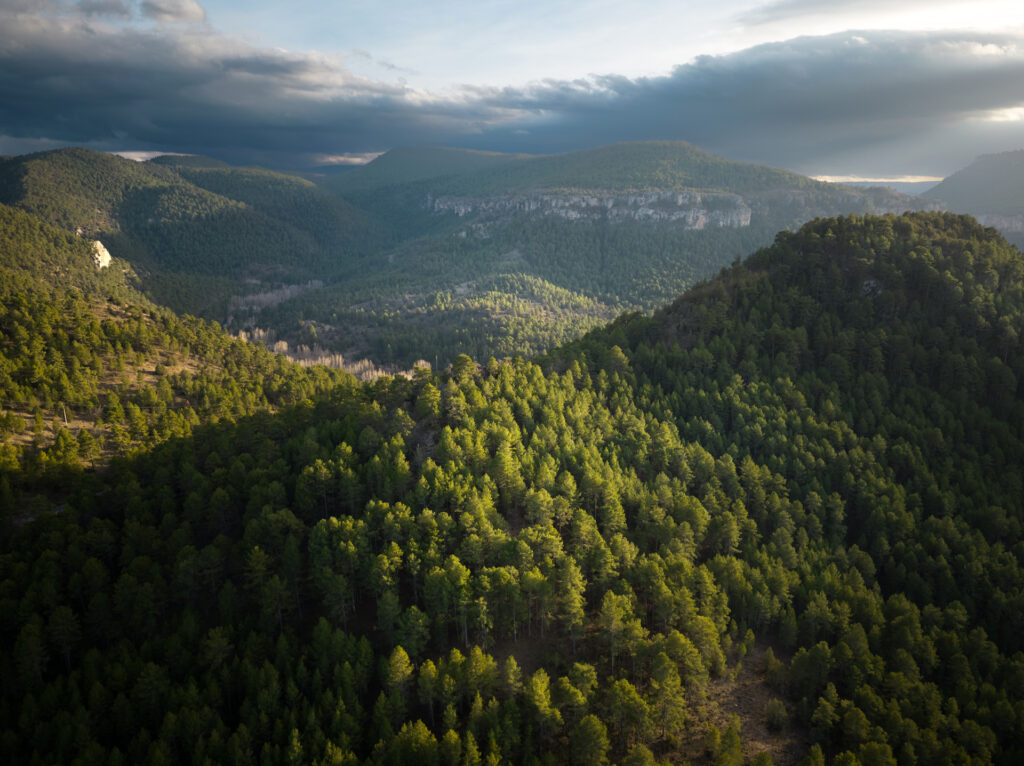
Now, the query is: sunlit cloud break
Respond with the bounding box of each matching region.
[982,107,1024,122]
[313,152,386,166]
[114,150,192,161]
[813,175,944,183]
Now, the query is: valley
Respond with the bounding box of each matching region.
[1,141,947,373]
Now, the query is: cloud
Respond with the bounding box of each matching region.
[1,4,1023,176]
[351,48,417,76]
[77,0,132,18]
[0,0,56,10]
[0,6,520,165]
[740,0,939,25]
[984,107,1024,122]
[461,30,1024,175]
[139,0,205,23]
[813,175,943,183]
[115,149,188,160]
[2,0,204,22]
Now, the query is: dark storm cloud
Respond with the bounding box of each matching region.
[1,5,1023,174]
[462,32,1024,174]
[1,0,197,20]
[77,0,132,17]
[0,9,487,163]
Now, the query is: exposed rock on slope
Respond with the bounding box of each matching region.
[429,190,753,228]
[92,240,111,269]
[427,184,935,231]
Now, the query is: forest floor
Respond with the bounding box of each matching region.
[487,630,808,764]
[677,644,808,764]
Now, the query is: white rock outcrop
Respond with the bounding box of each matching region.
[92,241,112,270]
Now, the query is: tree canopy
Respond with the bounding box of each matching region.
[2,211,1023,765]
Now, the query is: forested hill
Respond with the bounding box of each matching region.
[3,212,1022,765]
[0,200,349,500]
[549,211,1024,758]
[334,141,890,197]
[0,144,939,374]
[329,142,924,225]
[0,148,385,317]
[0,202,140,301]
[925,151,1024,216]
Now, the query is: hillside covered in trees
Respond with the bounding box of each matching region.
[330,142,896,197]
[0,200,348,512]
[0,144,938,372]
[0,149,386,318]
[3,211,1022,765]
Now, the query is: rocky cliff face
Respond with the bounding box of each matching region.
[975,214,1024,248]
[976,213,1024,233]
[427,185,939,231]
[428,190,753,229]
[746,187,943,225]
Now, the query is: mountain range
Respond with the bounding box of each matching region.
[1,141,953,372]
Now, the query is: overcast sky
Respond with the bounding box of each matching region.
[2,0,1024,177]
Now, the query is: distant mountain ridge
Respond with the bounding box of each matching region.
[0,142,942,371]
[148,154,232,169]
[924,150,1024,247]
[338,141,831,194]
[336,140,927,210]
[925,150,1024,215]
[293,141,939,367]
[329,146,534,192]
[330,141,935,249]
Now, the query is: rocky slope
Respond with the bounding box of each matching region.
[428,189,754,227]
[345,142,934,231]
[426,184,932,230]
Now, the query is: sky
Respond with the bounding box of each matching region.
[2,0,1024,178]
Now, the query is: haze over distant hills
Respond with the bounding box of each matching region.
[924,150,1024,248]
[266,141,942,368]
[326,147,534,192]
[283,142,940,366]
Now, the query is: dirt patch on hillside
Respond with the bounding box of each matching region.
[674,645,808,765]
